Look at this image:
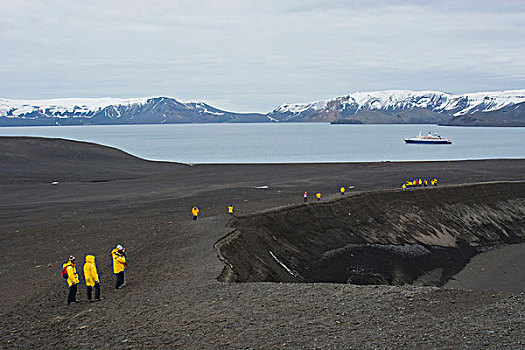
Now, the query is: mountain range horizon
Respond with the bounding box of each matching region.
[1,88,525,127]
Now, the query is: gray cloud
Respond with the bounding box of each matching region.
[1,0,524,112]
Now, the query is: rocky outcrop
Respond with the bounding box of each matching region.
[330,108,450,124]
[441,102,525,127]
[215,182,525,286]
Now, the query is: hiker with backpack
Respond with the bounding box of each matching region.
[62,255,79,304]
[84,255,101,301]
[112,245,127,289]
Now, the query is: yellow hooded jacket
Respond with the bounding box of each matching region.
[83,255,99,287]
[112,248,127,274]
[63,262,79,287]
[192,206,199,217]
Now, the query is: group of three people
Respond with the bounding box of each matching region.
[63,244,127,304]
[303,186,347,202]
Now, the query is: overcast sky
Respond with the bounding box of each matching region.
[1,0,524,112]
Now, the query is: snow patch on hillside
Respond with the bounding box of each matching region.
[273,100,328,114]
[0,97,150,117]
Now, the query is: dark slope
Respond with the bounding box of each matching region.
[445,243,525,293]
[331,108,451,124]
[0,136,184,184]
[442,102,525,127]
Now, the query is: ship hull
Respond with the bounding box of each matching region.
[405,139,451,144]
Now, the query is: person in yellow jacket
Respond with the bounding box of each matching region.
[227,204,234,215]
[112,245,127,289]
[340,186,345,195]
[316,192,322,201]
[84,255,101,301]
[191,205,199,220]
[63,255,79,304]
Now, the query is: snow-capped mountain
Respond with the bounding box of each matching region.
[1,89,525,126]
[269,89,525,125]
[0,97,269,126]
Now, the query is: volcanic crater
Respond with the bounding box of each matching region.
[216,182,525,286]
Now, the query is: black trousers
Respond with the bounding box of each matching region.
[67,283,77,304]
[87,282,101,300]
[115,271,125,289]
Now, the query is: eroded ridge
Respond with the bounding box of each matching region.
[215,182,525,286]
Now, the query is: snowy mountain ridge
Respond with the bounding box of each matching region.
[1,89,524,126]
[271,89,525,120]
[0,96,269,126]
[0,97,221,118]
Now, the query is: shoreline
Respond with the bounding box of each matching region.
[3,132,525,166]
[2,123,525,165]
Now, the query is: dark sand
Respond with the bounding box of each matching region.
[0,137,524,349]
[445,243,525,293]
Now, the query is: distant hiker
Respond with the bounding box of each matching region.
[402,183,406,189]
[191,205,199,220]
[340,186,345,195]
[63,255,79,304]
[316,192,321,201]
[419,179,423,186]
[84,255,101,302]
[304,192,308,202]
[228,205,234,215]
[424,179,428,187]
[112,245,127,289]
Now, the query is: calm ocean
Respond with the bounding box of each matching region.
[0,123,524,164]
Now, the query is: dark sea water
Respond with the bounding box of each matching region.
[0,123,523,164]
